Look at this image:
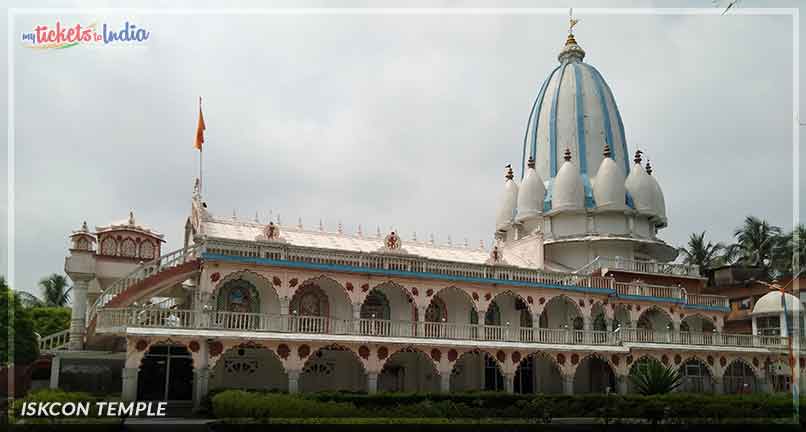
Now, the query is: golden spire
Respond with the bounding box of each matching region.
[559,8,585,62]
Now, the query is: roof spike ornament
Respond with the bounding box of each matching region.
[527,156,536,169]
[464,238,469,248]
[645,160,653,175]
[412,231,417,241]
[297,216,303,230]
[277,213,282,226]
[564,148,572,162]
[479,239,485,250]
[128,210,135,225]
[558,8,585,63]
[429,233,435,245]
[633,150,644,165]
[232,209,237,220]
[603,144,612,158]
[376,226,382,238]
[447,235,453,246]
[255,211,260,223]
[357,224,363,237]
[319,219,324,232]
[81,221,89,232]
[505,164,514,180]
[337,220,343,234]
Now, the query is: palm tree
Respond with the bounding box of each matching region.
[731,216,783,279]
[38,274,72,307]
[630,359,682,395]
[772,224,806,277]
[678,232,725,276]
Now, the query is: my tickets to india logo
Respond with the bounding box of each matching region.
[21,21,150,49]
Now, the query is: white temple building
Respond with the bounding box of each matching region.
[41,29,801,408]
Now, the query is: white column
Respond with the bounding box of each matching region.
[193,342,210,411]
[122,367,139,401]
[713,377,724,395]
[367,372,378,394]
[562,374,574,395]
[288,369,301,394]
[616,374,628,395]
[503,372,515,394]
[49,355,61,389]
[780,312,788,337]
[280,298,290,315]
[440,371,451,393]
[477,310,485,340]
[532,313,541,342]
[417,306,426,337]
[68,278,90,351]
[352,303,362,334]
[751,317,758,336]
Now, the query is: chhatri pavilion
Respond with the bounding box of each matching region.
[42,28,802,408]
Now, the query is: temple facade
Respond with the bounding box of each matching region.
[48,30,802,409]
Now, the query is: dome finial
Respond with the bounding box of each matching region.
[563,148,572,162]
[603,144,612,158]
[633,150,643,164]
[505,164,514,180]
[527,156,536,169]
[645,159,653,175]
[559,8,585,63]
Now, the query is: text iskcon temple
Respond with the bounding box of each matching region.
[43,30,803,408]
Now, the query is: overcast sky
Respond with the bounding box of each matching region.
[1,0,804,297]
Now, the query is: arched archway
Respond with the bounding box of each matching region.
[627,355,661,394]
[723,359,758,394]
[574,355,616,394]
[299,345,367,393]
[378,348,440,393]
[514,353,563,394]
[613,305,631,330]
[636,307,673,342]
[487,291,533,341]
[210,345,288,392]
[540,296,583,329]
[679,358,713,393]
[681,314,716,333]
[450,350,504,392]
[137,344,193,401]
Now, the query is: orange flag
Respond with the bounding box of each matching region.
[194,97,205,151]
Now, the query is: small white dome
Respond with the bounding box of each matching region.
[625,152,656,217]
[592,148,627,210]
[645,161,667,227]
[551,150,584,212]
[752,291,802,316]
[495,167,519,231]
[515,159,546,222]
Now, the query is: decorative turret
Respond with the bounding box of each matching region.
[644,159,668,227]
[592,144,627,210]
[550,149,585,212]
[69,221,96,251]
[495,164,519,231]
[515,156,546,222]
[625,150,656,217]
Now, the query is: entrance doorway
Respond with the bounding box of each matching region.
[137,345,194,401]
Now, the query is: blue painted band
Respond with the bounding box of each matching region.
[572,63,588,175]
[529,65,561,177]
[588,65,630,175]
[549,62,570,177]
[682,304,731,313]
[584,63,615,163]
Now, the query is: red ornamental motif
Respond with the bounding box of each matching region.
[679,313,685,319]
[578,300,585,308]
[431,349,442,362]
[426,289,434,297]
[611,355,620,366]
[661,355,669,366]
[277,344,290,359]
[588,299,594,305]
[289,278,298,287]
[707,356,714,366]
[753,357,759,367]
[496,351,506,363]
[297,344,310,359]
[411,287,419,296]
[135,339,148,352]
[626,355,633,365]
[359,346,370,359]
[512,351,521,364]
[539,297,545,305]
[557,354,566,365]
[636,305,641,311]
[378,347,388,360]
[448,349,458,362]
[627,305,633,311]
[210,272,221,282]
[361,284,370,292]
[188,341,200,353]
[346,282,354,292]
[719,357,726,367]
[209,341,223,357]
[472,292,479,301]
[527,296,533,304]
[674,355,682,365]
[273,276,282,286]
[571,354,579,365]
[484,293,491,301]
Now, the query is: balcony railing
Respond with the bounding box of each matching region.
[595,256,701,278]
[614,282,685,300]
[96,308,786,350]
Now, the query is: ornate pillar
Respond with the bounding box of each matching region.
[712,376,724,395]
[477,310,485,340]
[562,374,574,395]
[288,369,301,394]
[193,342,210,411]
[503,372,515,394]
[616,374,628,395]
[352,303,362,334]
[417,306,427,337]
[440,371,451,393]
[367,372,379,394]
[68,277,90,350]
[532,313,541,342]
[779,312,788,337]
[606,318,614,333]
[280,297,290,315]
[49,355,61,389]
[122,367,139,401]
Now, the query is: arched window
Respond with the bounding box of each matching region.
[101,237,117,255]
[76,237,90,250]
[140,241,155,260]
[425,298,447,322]
[361,291,390,320]
[121,238,137,257]
[217,280,260,314]
[485,302,501,326]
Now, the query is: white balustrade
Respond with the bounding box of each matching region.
[38,329,70,352]
[596,256,700,277]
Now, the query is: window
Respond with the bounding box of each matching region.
[100,237,117,255]
[757,316,780,336]
[121,238,137,257]
[140,241,155,260]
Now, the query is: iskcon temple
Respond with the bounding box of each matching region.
[40,29,803,408]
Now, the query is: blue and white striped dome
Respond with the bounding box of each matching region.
[521,34,631,211]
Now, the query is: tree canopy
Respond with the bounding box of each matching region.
[0,276,40,366]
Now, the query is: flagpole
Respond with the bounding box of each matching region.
[199,96,203,196]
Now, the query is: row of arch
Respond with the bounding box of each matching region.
[136,341,763,401]
[214,272,717,333]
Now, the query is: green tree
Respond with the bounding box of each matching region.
[0,276,40,366]
[730,216,783,280]
[629,359,682,395]
[678,231,725,276]
[771,224,806,277]
[29,307,71,337]
[38,274,72,307]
